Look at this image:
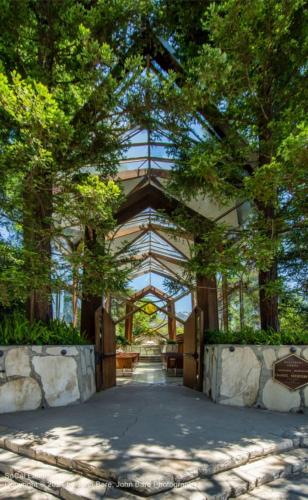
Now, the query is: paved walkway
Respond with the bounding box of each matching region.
[0,384,306,494]
[117,361,182,385]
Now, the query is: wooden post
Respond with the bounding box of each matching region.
[167,301,176,340]
[104,294,112,313]
[125,302,133,343]
[196,274,219,332]
[191,290,197,309]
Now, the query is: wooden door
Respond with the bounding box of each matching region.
[183,307,204,391]
[95,307,116,391]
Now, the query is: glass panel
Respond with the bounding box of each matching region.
[129,129,148,143]
[151,159,174,169]
[118,159,147,171]
[150,145,173,158]
[123,144,148,159]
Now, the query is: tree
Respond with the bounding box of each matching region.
[0,0,147,322]
[161,0,307,331]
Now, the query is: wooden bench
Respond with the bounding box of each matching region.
[116,352,139,376]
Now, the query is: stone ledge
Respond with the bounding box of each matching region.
[0,428,306,497]
[156,449,308,499]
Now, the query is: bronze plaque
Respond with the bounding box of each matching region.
[273,354,308,390]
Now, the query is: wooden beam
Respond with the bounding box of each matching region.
[119,156,175,164]
[129,284,170,302]
[144,303,185,324]
[125,301,133,342]
[116,168,169,181]
[149,251,186,267]
[168,301,177,340]
[116,184,205,225]
[150,254,187,282]
[108,225,144,240]
[108,223,193,242]
[114,304,145,325]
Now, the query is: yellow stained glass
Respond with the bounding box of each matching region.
[144,303,157,314]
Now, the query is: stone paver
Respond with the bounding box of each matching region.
[156,450,308,499]
[238,469,308,499]
[0,385,307,496]
[0,448,136,499]
[0,474,54,499]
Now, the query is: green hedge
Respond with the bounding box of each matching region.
[0,312,88,345]
[206,328,308,345]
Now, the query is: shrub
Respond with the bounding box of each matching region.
[0,311,88,345]
[206,327,308,345]
[116,334,130,346]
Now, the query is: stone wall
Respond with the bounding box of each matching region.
[0,345,95,414]
[204,345,308,413]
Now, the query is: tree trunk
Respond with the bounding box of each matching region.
[23,171,53,323]
[222,275,229,331]
[255,200,279,331]
[256,95,279,331]
[125,301,133,343]
[72,272,78,328]
[239,277,244,330]
[259,264,279,331]
[23,4,55,324]
[80,226,103,342]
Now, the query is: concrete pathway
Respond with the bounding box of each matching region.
[0,384,307,496]
[117,361,182,385]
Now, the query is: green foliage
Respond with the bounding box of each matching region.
[116,334,130,347]
[0,312,87,345]
[0,0,147,317]
[206,328,308,346]
[162,0,307,330]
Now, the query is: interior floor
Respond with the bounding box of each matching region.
[117,360,183,386]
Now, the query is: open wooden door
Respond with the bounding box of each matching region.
[183,307,204,391]
[95,307,116,391]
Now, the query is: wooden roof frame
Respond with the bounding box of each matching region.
[116,182,209,226]
[129,284,170,302]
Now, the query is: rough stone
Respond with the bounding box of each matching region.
[32,346,43,353]
[302,348,308,361]
[80,352,87,375]
[304,386,308,407]
[5,347,31,377]
[220,347,261,406]
[45,346,78,356]
[277,347,291,359]
[263,348,276,370]
[262,379,301,412]
[0,378,41,413]
[32,356,80,407]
